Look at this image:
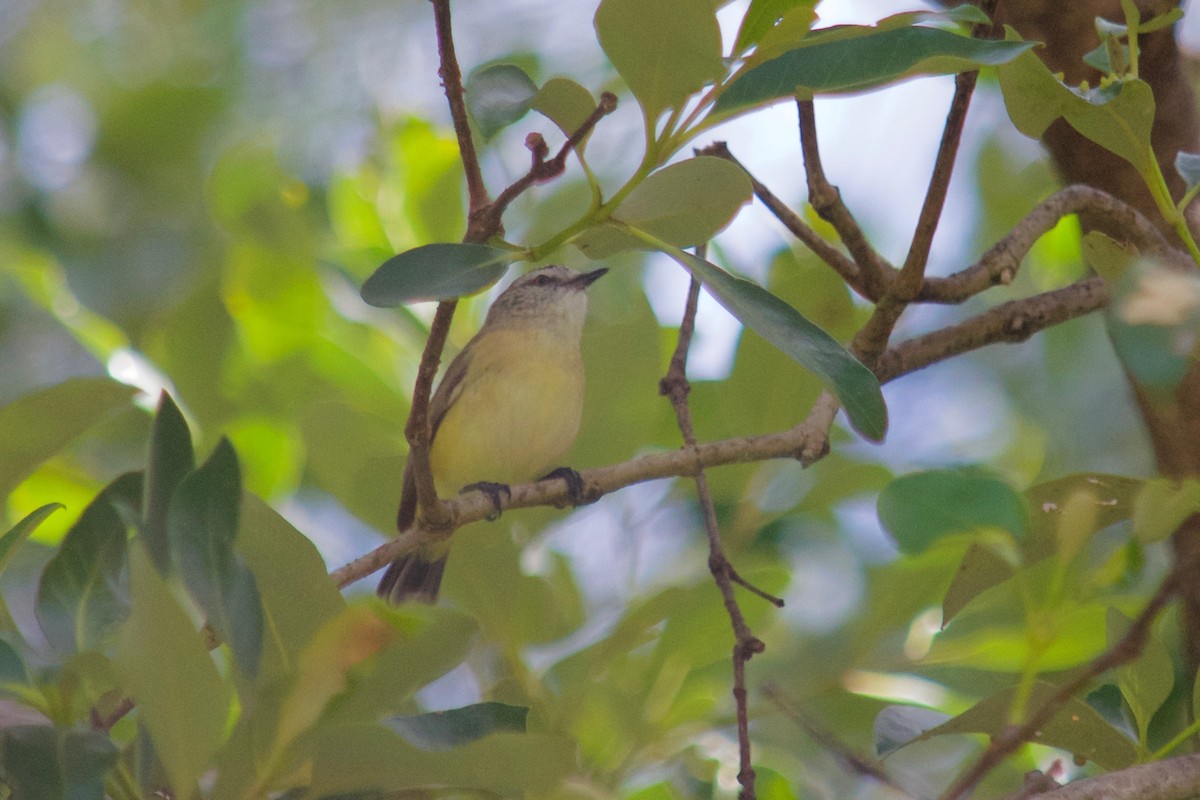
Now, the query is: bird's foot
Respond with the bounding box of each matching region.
[460,481,511,521]
[539,467,586,507]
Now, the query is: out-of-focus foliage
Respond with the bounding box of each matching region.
[0,0,1194,797]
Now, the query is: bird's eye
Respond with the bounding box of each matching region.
[531,274,554,286]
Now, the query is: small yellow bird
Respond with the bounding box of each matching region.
[377,265,607,603]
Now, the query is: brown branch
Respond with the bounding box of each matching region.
[432,0,488,217]
[797,100,894,299]
[875,277,1110,383]
[473,92,618,240]
[697,140,883,302]
[920,185,1184,304]
[1012,754,1200,800]
[938,565,1184,800]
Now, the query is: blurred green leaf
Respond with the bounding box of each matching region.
[36,473,140,653]
[594,0,725,121]
[168,438,263,679]
[916,682,1137,769]
[1175,151,1200,189]
[1108,608,1173,742]
[874,705,951,756]
[360,243,514,307]
[999,49,1155,175]
[941,542,1016,626]
[1133,478,1200,544]
[115,545,230,798]
[143,392,195,573]
[659,248,887,440]
[0,503,62,579]
[0,638,27,687]
[388,702,528,750]
[575,157,752,259]
[466,63,538,138]
[310,725,576,796]
[531,77,598,151]
[1105,261,1200,398]
[1082,230,1138,282]
[0,378,137,502]
[236,493,345,678]
[716,26,1033,114]
[878,469,1026,554]
[0,725,117,800]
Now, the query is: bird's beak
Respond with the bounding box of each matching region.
[573,268,608,289]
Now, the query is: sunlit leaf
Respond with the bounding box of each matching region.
[168,438,263,679]
[36,473,140,653]
[1133,478,1200,544]
[360,243,514,307]
[0,725,117,800]
[575,157,752,259]
[115,546,230,798]
[658,248,886,440]
[237,493,345,678]
[0,378,137,501]
[716,25,1033,114]
[466,63,538,139]
[999,48,1155,175]
[733,0,817,54]
[388,702,528,750]
[594,0,725,121]
[1081,230,1138,282]
[941,542,1015,626]
[531,77,597,151]
[878,469,1026,554]
[143,392,194,574]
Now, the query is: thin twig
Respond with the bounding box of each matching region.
[697,140,882,302]
[659,272,781,800]
[432,0,488,218]
[797,100,893,299]
[938,565,1184,800]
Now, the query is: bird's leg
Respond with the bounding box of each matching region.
[539,467,586,507]
[460,481,511,520]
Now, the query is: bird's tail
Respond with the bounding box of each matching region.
[377,544,448,604]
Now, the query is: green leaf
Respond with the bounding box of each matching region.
[912,682,1138,769]
[236,493,345,678]
[733,0,817,54]
[1108,608,1173,742]
[658,248,886,440]
[873,705,951,756]
[998,50,1155,175]
[594,0,725,121]
[310,725,576,796]
[715,26,1034,114]
[115,545,230,798]
[0,503,63,579]
[360,243,514,307]
[143,392,195,574]
[878,469,1026,554]
[1081,230,1138,282]
[168,438,263,679]
[36,473,140,653]
[1105,261,1200,398]
[0,725,118,800]
[531,77,597,151]
[941,542,1016,626]
[1133,478,1200,544]
[1176,151,1200,190]
[0,378,137,501]
[388,702,528,750]
[465,63,538,139]
[574,157,752,259]
[0,637,28,686]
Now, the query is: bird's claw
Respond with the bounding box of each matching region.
[539,467,586,507]
[461,481,511,521]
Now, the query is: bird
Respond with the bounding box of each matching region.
[377,264,607,603]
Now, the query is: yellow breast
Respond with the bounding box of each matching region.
[430,328,585,493]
